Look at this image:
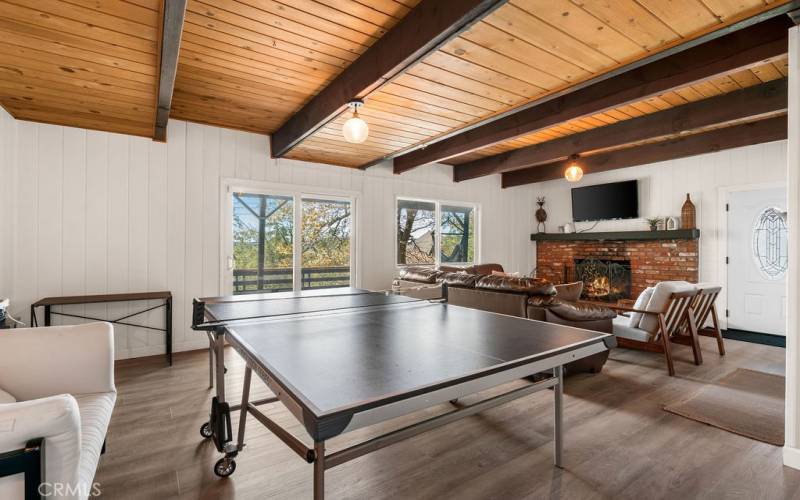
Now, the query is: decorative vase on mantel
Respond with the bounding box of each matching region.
[535,196,547,233]
[681,193,696,229]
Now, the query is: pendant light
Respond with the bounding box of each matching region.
[564,154,583,182]
[342,99,369,144]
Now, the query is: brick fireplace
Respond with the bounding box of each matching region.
[535,237,699,300]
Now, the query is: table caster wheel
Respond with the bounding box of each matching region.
[200,422,213,439]
[214,457,236,478]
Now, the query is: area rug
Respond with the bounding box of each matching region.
[663,368,784,445]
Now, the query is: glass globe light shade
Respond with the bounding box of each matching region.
[342,111,369,144]
[564,164,583,182]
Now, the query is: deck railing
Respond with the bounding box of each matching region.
[233,266,350,294]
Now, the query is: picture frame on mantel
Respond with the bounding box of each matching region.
[666,216,680,230]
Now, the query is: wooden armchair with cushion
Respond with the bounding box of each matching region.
[606,281,703,376]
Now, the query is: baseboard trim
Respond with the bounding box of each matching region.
[784,446,800,470]
[114,339,210,360]
[722,329,786,348]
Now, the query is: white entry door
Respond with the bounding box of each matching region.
[727,187,788,335]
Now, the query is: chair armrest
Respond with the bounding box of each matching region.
[0,396,81,492]
[0,322,115,400]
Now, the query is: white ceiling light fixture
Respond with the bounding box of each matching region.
[342,99,369,144]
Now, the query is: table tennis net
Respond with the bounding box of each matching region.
[193,291,425,328]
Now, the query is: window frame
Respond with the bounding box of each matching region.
[394,196,480,268]
[221,179,360,294]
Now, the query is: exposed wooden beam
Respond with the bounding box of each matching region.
[269,0,508,159]
[393,14,794,174]
[501,116,787,188]
[153,0,187,142]
[454,78,788,182]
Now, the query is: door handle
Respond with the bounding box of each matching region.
[227,256,234,270]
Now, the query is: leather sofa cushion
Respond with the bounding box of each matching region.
[473,263,504,275]
[441,272,478,288]
[447,287,527,317]
[527,294,557,307]
[438,264,470,274]
[398,267,442,284]
[554,281,583,302]
[392,280,443,300]
[476,275,556,296]
[547,300,616,322]
[438,263,504,275]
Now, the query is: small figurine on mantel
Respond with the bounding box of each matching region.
[535,196,547,233]
[681,193,696,229]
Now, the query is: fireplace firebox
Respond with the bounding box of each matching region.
[573,258,631,302]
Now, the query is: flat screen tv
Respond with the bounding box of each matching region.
[571,180,638,222]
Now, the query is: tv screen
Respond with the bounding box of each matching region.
[571,180,638,222]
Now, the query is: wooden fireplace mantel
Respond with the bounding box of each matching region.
[530,229,700,242]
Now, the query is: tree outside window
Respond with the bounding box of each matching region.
[397,199,477,267]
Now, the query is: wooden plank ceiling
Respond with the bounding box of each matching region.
[0,0,791,170]
[0,0,161,137]
[283,0,792,167]
[170,0,421,135]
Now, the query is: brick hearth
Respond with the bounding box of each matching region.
[536,239,699,299]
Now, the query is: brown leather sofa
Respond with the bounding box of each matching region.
[395,266,615,374]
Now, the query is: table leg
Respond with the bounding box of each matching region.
[208,335,215,389]
[30,305,36,327]
[314,441,325,500]
[215,332,226,403]
[165,297,173,366]
[554,365,563,468]
[44,305,51,327]
[236,367,251,450]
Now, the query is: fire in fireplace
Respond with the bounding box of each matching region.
[573,258,631,302]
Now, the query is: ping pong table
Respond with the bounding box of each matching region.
[192,287,614,499]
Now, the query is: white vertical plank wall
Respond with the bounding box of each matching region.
[0,107,16,300]
[0,108,787,361]
[1,115,534,359]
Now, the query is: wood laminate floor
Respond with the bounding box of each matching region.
[95,337,800,499]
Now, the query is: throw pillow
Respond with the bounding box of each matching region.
[628,287,655,328]
[0,387,16,404]
[554,281,583,302]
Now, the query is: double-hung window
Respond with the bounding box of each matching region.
[225,183,356,294]
[396,198,478,267]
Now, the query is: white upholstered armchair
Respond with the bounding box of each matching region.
[0,322,116,500]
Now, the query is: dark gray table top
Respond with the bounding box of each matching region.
[219,296,611,421]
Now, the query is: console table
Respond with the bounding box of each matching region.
[30,291,173,365]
